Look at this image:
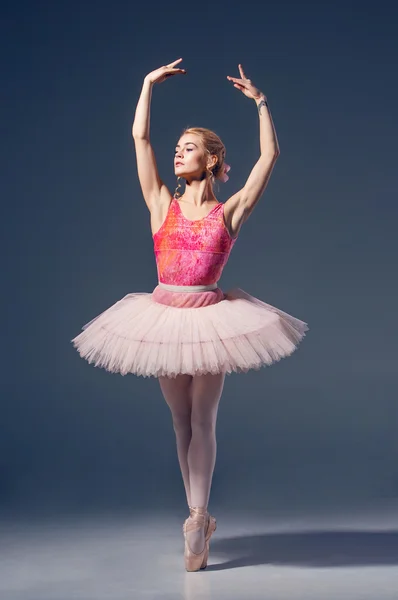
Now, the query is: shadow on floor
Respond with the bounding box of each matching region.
[207,530,398,571]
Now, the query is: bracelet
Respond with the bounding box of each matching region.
[256,96,268,113]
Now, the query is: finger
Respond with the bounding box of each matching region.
[165,70,185,78]
[227,76,243,83]
[167,58,183,67]
[166,69,187,78]
[238,64,247,79]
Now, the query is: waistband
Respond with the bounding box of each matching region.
[157,281,218,293]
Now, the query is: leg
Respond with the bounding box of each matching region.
[158,374,193,507]
[186,371,225,552]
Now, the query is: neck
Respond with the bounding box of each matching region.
[179,177,217,206]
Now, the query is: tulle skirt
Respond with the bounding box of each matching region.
[71,284,308,378]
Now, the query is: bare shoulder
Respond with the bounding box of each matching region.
[149,186,174,236]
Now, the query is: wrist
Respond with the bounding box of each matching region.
[143,76,154,88]
[254,93,267,103]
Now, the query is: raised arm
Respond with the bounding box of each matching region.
[224,64,280,238]
[132,59,186,212]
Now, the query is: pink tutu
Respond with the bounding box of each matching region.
[71,285,308,378]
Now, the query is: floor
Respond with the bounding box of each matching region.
[1,503,398,599]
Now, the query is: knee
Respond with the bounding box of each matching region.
[191,414,216,435]
[172,412,192,434]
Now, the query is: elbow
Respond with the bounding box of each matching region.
[132,127,142,140]
[270,148,280,163]
[260,147,280,163]
[132,131,149,142]
[131,124,148,140]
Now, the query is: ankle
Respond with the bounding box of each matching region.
[189,505,207,514]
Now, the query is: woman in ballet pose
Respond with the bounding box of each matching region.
[72,58,308,571]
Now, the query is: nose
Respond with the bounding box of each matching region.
[175,150,183,160]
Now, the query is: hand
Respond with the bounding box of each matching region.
[145,58,187,85]
[227,64,265,101]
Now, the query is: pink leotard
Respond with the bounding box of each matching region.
[153,197,237,286]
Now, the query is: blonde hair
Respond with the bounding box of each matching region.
[174,127,227,197]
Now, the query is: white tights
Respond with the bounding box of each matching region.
[158,371,225,552]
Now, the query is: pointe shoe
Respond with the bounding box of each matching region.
[187,505,217,570]
[183,506,208,572]
[200,511,216,570]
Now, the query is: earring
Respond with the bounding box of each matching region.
[174,176,183,199]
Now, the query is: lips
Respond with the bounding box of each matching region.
[175,162,184,166]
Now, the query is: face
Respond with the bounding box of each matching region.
[174,134,211,180]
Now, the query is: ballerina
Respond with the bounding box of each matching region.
[71,58,308,571]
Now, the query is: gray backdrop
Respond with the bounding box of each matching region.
[2,0,397,518]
